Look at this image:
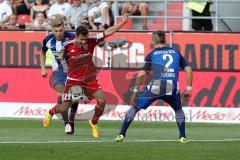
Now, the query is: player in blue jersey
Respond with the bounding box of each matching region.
[40,18,78,134]
[114,31,193,143]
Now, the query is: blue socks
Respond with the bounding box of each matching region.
[119,106,185,139]
[174,108,186,138]
[119,107,139,136]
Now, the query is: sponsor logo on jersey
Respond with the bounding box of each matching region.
[71,53,90,59]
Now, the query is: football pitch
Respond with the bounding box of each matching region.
[0,119,240,160]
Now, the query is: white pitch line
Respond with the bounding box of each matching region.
[1,139,240,144]
[0,140,107,144]
[189,139,240,142]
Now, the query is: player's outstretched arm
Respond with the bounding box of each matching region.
[183,66,192,100]
[40,51,47,77]
[104,14,128,38]
[185,66,192,87]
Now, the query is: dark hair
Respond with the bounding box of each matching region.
[35,11,46,19]
[76,25,88,37]
[34,0,44,5]
[153,30,166,44]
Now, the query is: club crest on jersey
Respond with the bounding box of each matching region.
[82,44,88,50]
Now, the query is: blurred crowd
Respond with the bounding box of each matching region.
[0,0,149,30]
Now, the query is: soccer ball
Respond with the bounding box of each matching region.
[69,85,89,103]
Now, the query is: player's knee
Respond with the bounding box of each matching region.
[97,98,106,106]
[95,91,106,106]
[59,107,68,113]
[57,92,62,97]
[63,106,70,113]
[125,107,139,122]
[57,102,71,113]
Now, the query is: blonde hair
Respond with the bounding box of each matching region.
[50,16,64,28]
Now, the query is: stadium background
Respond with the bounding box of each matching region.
[0,31,239,123]
[1,1,240,159]
[1,31,240,160]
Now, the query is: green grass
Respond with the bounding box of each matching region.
[0,119,240,160]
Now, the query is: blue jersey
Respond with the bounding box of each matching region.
[136,47,188,110]
[143,47,188,82]
[42,31,75,73]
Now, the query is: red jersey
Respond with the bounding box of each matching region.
[64,33,105,82]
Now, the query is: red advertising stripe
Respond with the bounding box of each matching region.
[0,31,45,66]
[0,68,56,102]
[172,33,240,71]
[1,31,240,71]
[0,68,239,108]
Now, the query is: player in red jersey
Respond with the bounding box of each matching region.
[43,14,128,138]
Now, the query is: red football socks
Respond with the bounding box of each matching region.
[91,105,104,125]
[48,104,60,116]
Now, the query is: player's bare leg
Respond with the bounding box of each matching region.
[173,107,187,143]
[54,84,78,134]
[67,102,78,134]
[89,89,106,138]
[55,84,69,125]
[55,84,74,134]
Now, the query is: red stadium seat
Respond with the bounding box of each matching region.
[17,14,30,25]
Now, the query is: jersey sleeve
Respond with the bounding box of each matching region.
[63,44,68,57]
[179,52,188,69]
[142,52,152,72]
[42,37,48,53]
[67,32,75,39]
[91,32,105,46]
[63,39,75,56]
[63,45,69,61]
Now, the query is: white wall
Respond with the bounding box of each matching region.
[215,2,240,32]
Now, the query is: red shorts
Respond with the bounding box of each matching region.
[63,78,101,101]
